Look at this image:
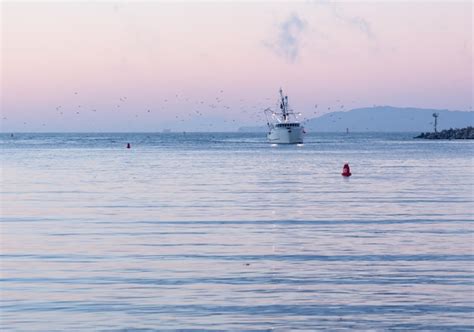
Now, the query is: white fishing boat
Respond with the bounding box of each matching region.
[264,88,305,144]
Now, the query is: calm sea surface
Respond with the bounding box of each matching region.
[1,132,473,330]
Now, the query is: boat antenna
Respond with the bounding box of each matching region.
[279,88,288,122]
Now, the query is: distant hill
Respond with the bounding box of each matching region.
[238,125,267,132]
[306,106,473,132]
[239,106,473,132]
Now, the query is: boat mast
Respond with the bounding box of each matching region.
[279,88,289,122]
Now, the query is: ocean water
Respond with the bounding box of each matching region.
[1,132,473,330]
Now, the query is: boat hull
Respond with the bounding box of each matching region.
[267,126,304,144]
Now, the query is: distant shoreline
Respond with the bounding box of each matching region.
[2,131,430,134]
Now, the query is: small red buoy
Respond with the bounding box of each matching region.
[342,163,351,177]
[126,143,131,149]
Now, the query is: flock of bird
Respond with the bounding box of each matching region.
[2,89,364,130]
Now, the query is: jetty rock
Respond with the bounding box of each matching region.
[415,126,474,139]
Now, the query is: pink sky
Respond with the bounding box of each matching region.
[1,1,472,132]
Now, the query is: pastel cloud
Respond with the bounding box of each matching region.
[264,13,307,62]
[331,7,375,40]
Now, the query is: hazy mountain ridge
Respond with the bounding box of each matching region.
[239,106,473,132]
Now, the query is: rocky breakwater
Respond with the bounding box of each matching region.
[415,126,473,139]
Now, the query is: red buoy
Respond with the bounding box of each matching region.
[342,163,351,177]
[126,143,131,149]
